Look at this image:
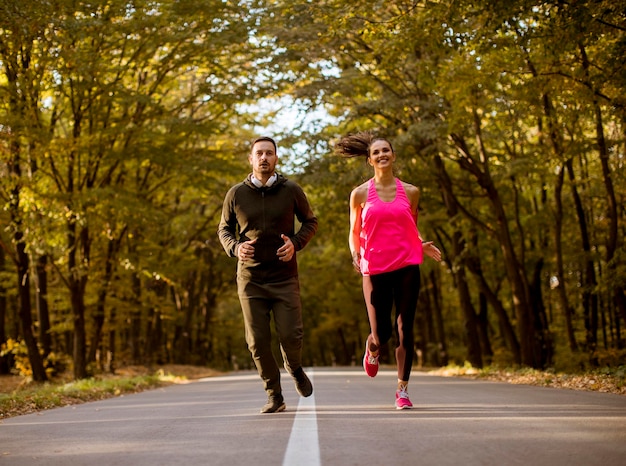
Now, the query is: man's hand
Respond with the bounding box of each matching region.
[277,234,294,262]
[238,238,257,262]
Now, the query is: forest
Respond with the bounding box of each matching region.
[1,0,624,382]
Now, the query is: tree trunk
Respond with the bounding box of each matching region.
[594,98,626,332]
[493,180,542,367]
[531,258,553,367]
[453,237,483,368]
[183,274,198,363]
[145,308,161,366]
[88,293,105,368]
[8,142,48,381]
[36,254,52,358]
[70,283,88,379]
[579,41,623,358]
[107,310,117,374]
[477,292,494,365]
[553,165,578,351]
[0,246,7,345]
[16,237,48,381]
[0,245,8,375]
[534,62,578,354]
[88,236,121,365]
[146,276,168,365]
[430,269,449,367]
[68,219,89,380]
[565,158,598,364]
[3,38,47,381]
[172,283,193,365]
[446,126,542,366]
[130,271,142,364]
[432,155,482,367]
[474,109,550,368]
[465,252,521,364]
[417,274,438,367]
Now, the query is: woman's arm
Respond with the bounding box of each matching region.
[403,181,442,262]
[349,184,366,272]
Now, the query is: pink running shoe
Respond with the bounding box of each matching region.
[395,387,413,410]
[363,341,379,377]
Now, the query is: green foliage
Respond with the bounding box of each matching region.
[0,339,69,378]
[266,0,625,370]
[0,0,624,378]
[0,340,31,377]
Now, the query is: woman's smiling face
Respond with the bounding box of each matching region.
[368,139,395,168]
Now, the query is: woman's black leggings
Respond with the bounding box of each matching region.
[368,265,421,381]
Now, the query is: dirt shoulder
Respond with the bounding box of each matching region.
[429,366,626,396]
[0,364,222,394]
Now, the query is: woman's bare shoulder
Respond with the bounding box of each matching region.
[350,181,369,204]
[399,180,418,191]
[400,180,420,204]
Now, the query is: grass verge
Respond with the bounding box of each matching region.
[0,374,167,419]
[430,364,626,395]
[0,365,221,420]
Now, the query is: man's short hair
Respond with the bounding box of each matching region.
[251,136,277,153]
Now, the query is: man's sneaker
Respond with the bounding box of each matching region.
[293,367,313,397]
[260,395,286,414]
[363,341,379,377]
[395,387,413,410]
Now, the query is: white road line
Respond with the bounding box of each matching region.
[283,369,320,466]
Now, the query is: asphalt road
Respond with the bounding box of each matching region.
[1,367,625,466]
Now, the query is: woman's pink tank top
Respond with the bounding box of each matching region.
[359,178,423,276]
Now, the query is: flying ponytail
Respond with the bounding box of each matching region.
[334,132,374,158]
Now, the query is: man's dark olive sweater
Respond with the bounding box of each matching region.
[217,173,318,283]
